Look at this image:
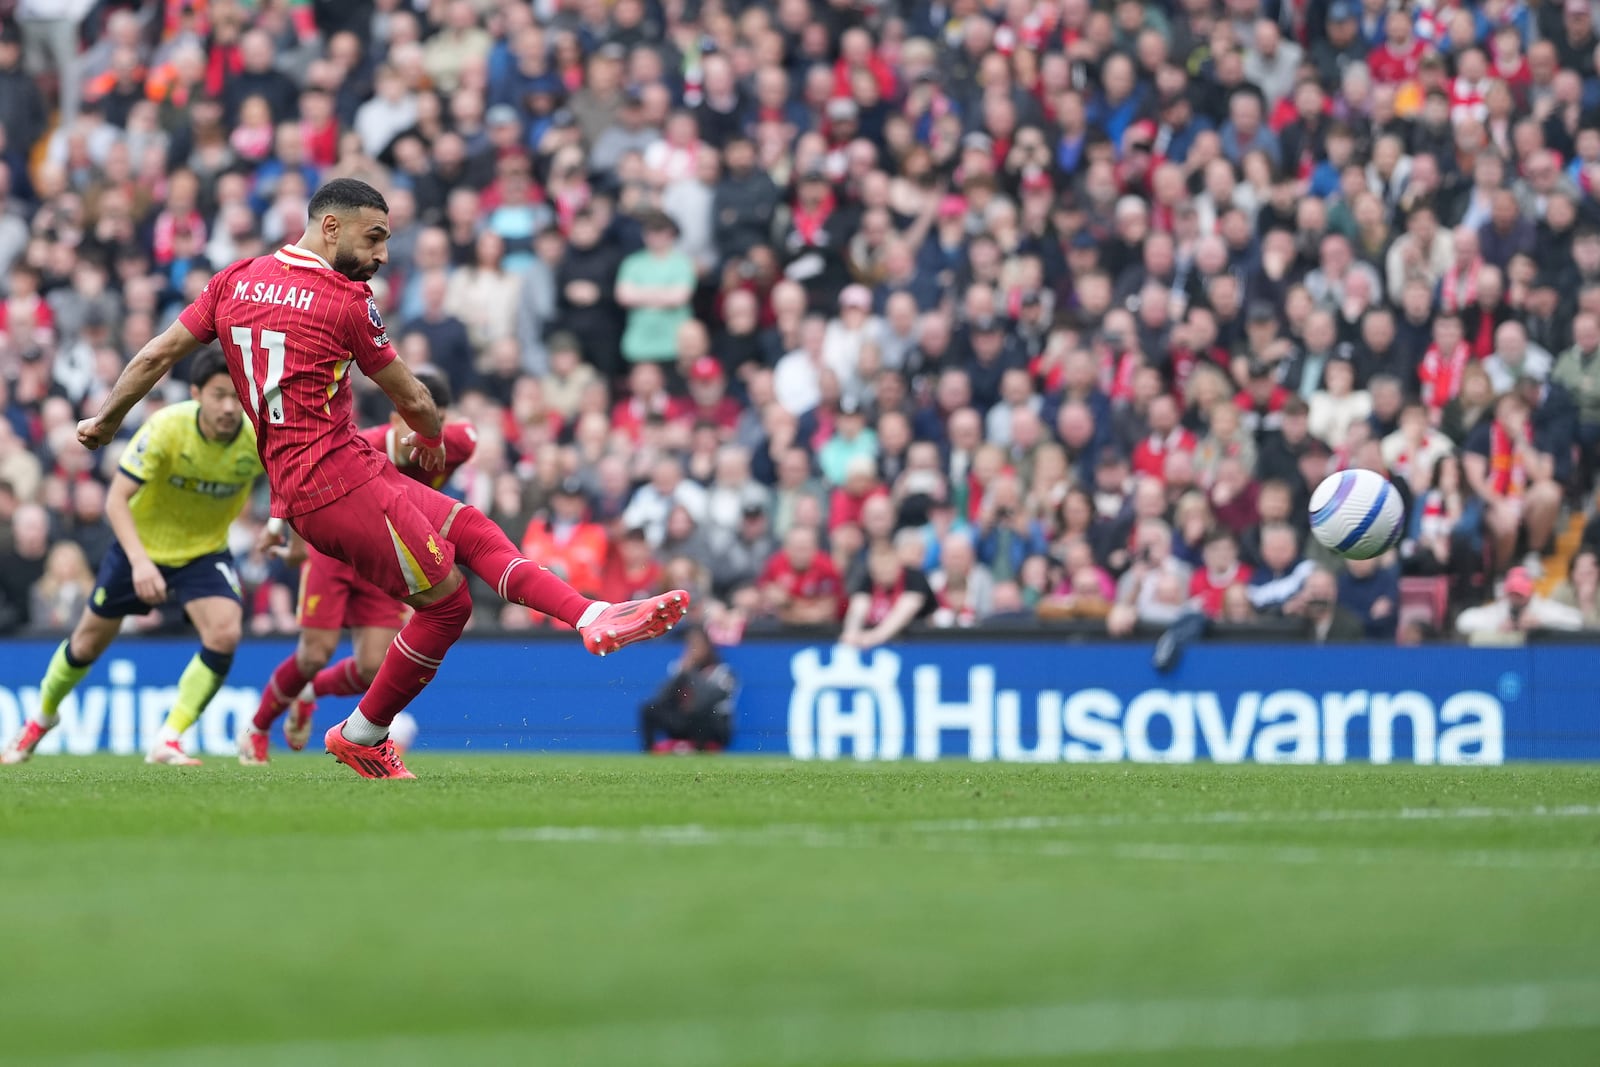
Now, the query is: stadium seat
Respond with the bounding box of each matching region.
[1398,577,1450,632]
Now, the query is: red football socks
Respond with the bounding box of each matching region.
[313,657,368,698]
[353,579,473,728]
[446,504,591,626]
[253,655,312,731]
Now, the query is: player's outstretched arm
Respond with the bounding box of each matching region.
[369,360,446,472]
[79,320,205,450]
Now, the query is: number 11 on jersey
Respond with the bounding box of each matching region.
[229,326,288,424]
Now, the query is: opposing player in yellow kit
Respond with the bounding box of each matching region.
[1,351,263,765]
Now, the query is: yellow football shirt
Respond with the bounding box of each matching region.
[118,400,263,567]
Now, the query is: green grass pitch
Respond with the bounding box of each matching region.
[2,757,1598,1066]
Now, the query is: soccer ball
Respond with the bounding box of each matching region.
[390,712,419,756]
[1308,468,1405,560]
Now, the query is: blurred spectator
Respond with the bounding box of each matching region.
[1194,402,1258,486]
[445,231,520,356]
[638,626,735,754]
[601,525,665,605]
[617,211,695,367]
[758,524,842,626]
[1484,322,1554,397]
[1457,566,1583,637]
[1552,312,1600,454]
[521,478,609,610]
[402,271,475,394]
[1308,358,1373,448]
[624,455,707,548]
[1439,362,1496,446]
[1551,550,1600,629]
[929,533,993,629]
[1248,523,1315,616]
[708,502,776,602]
[0,502,49,632]
[1189,530,1253,621]
[28,538,93,631]
[1338,555,1402,640]
[818,397,877,487]
[1462,393,1563,570]
[841,539,934,649]
[1383,403,1456,496]
[1037,564,1115,623]
[1296,568,1366,643]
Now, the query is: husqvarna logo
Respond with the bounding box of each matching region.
[784,650,1505,765]
[788,647,906,759]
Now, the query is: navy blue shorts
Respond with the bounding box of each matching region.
[89,543,242,619]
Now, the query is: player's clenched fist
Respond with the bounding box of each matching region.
[77,416,118,451]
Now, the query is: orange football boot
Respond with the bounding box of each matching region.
[324,724,415,779]
[579,591,690,657]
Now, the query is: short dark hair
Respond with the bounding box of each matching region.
[189,349,232,391]
[307,179,389,221]
[414,367,452,410]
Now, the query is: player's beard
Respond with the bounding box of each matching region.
[332,246,377,281]
[203,410,241,438]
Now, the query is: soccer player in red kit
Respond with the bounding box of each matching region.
[239,368,474,765]
[77,179,688,779]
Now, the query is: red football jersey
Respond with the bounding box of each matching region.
[357,421,479,490]
[759,550,843,604]
[179,244,397,517]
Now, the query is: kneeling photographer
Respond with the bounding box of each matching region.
[639,626,738,753]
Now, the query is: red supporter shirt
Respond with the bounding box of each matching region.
[828,484,889,532]
[1367,40,1427,84]
[610,394,693,443]
[1131,428,1197,480]
[599,554,663,604]
[690,397,744,433]
[0,293,54,340]
[357,421,478,490]
[759,550,843,612]
[1189,563,1253,619]
[179,244,397,517]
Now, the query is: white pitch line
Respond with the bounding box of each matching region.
[499,802,1600,846]
[930,836,1600,872]
[495,803,1600,870]
[500,824,1600,871]
[51,979,1600,1066]
[901,802,1600,834]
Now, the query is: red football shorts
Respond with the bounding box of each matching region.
[291,468,458,603]
[297,545,408,632]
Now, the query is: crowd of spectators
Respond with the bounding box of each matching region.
[5,0,1600,647]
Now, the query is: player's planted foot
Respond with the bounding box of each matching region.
[579,591,691,657]
[146,739,203,766]
[323,724,415,780]
[1,720,52,764]
[238,729,270,766]
[284,693,316,751]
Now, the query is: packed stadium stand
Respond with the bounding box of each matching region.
[3,0,1600,647]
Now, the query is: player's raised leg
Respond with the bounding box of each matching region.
[1,611,120,764]
[147,595,242,766]
[439,499,688,654]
